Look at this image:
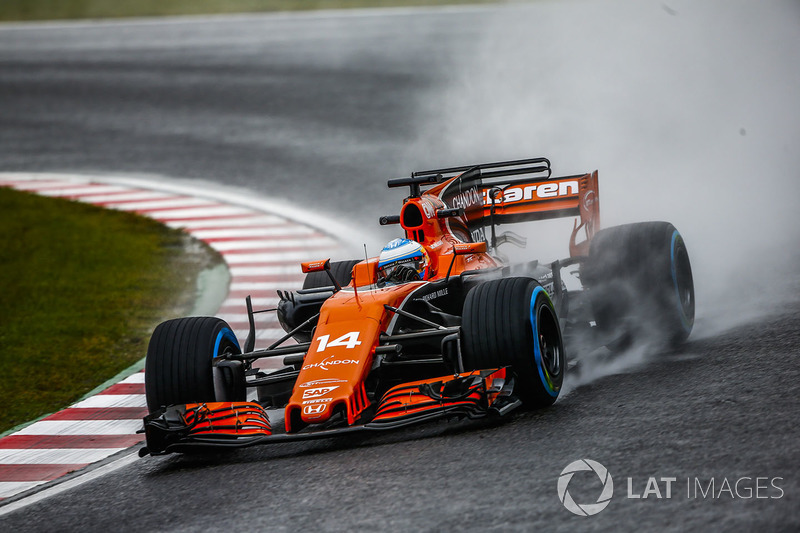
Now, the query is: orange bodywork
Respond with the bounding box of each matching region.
[286,283,415,429]
[142,159,598,454]
[286,249,498,430]
[478,171,601,257]
[372,368,508,423]
[180,402,271,437]
[284,165,598,431]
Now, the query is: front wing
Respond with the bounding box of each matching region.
[141,368,519,456]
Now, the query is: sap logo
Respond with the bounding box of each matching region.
[486,180,579,205]
[303,404,327,415]
[303,386,339,399]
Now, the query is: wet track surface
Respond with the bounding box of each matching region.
[1,1,799,530]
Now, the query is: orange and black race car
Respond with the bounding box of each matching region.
[140,157,695,456]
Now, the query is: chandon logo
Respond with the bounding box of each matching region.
[449,187,483,210]
[557,459,614,516]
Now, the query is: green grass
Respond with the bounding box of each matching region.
[0,0,495,22]
[0,187,221,433]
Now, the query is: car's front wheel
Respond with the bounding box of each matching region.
[461,277,565,408]
[145,316,244,413]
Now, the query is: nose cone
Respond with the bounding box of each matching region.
[284,283,421,432]
[296,379,353,424]
[287,317,379,430]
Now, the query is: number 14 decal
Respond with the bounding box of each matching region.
[316,332,362,352]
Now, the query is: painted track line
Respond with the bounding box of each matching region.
[0,173,349,504]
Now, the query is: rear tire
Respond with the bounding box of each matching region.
[302,259,360,290]
[461,278,565,408]
[145,317,243,413]
[582,221,695,348]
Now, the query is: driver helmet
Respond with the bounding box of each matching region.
[377,238,430,284]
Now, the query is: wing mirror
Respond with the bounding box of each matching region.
[446,242,488,281]
[452,242,487,255]
[301,259,341,291]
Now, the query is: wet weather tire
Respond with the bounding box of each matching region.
[582,221,695,348]
[461,277,565,408]
[145,317,243,413]
[302,259,360,290]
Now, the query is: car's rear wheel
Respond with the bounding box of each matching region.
[581,221,695,349]
[145,317,244,413]
[461,277,565,408]
[302,259,360,290]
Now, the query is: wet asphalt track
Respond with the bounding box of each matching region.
[1,1,799,530]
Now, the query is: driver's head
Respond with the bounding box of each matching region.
[377,238,430,284]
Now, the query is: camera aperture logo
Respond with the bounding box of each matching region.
[557,459,614,516]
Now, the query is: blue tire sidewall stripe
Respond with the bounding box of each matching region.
[213,327,241,359]
[670,230,693,332]
[530,286,559,397]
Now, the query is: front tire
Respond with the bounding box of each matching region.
[461,278,565,408]
[145,317,244,413]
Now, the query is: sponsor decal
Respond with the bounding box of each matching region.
[303,404,327,415]
[582,190,596,211]
[485,180,579,206]
[303,260,327,272]
[299,378,347,388]
[421,200,436,219]
[469,227,487,243]
[302,386,339,399]
[302,398,332,405]
[303,358,359,372]
[450,187,483,210]
[420,288,448,302]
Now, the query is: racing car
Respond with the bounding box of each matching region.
[140,157,695,456]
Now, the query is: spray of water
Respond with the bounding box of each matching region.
[402,0,800,386]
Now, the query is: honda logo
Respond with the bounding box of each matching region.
[303,404,327,415]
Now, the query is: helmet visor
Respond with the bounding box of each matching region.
[378,256,425,282]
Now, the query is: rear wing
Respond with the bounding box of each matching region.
[389,158,600,257]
